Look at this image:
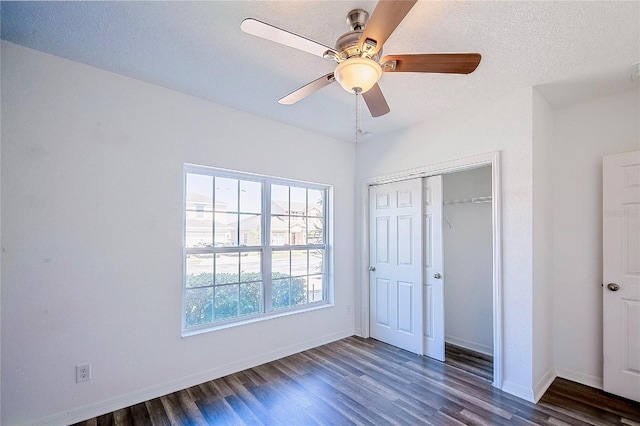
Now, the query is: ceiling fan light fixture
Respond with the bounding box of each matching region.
[334,57,382,94]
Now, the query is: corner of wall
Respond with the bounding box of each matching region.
[555,367,603,390]
[533,367,557,402]
[531,88,556,391]
[501,380,536,403]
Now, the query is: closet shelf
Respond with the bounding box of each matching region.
[444,196,492,205]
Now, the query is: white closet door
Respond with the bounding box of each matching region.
[369,178,423,355]
[424,175,444,361]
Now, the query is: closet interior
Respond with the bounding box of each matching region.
[442,166,493,380]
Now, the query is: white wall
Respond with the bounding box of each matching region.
[356,87,536,400]
[0,42,356,425]
[443,166,493,355]
[552,87,640,388]
[532,90,556,400]
[0,39,3,423]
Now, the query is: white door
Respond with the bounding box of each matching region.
[603,150,640,402]
[369,178,423,355]
[424,176,445,361]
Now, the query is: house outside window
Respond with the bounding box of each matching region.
[183,164,331,333]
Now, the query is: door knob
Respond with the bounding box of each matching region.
[434,273,442,279]
[369,266,376,272]
[607,283,620,291]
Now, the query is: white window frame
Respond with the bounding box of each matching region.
[182,164,332,335]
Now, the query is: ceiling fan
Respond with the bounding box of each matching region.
[241,1,481,118]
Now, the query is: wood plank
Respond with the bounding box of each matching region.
[445,343,493,381]
[112,407,133,426]
[143,398,170,426]
[128,402,152,426]
[195,396,244,425]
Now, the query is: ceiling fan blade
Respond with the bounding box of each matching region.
[358,0,418,56]
[278,73,335,105]
[381,53,482,74]
[362,83,390,117]
[241,18,336,58]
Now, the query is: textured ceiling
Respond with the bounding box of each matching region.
[2,1,639,142]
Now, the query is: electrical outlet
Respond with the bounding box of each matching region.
[346,305,352,316]
[76,363,91,383]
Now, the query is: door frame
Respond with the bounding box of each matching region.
[358,151,503,389]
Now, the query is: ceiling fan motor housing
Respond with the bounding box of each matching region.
[335,9,381,61]
[335,30,382,62]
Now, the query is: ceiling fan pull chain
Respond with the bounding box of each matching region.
[355,88,362,144]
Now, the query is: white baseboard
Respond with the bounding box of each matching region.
[445,335,493,356]
[555,367,603,390]
[533,367,557,402]
[501,380,535,403]
[499,368,602,405]
[28,328,355,426]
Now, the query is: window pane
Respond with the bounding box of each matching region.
[272,278,290,310]
[239,214,261,246]
[215,177,238,212]
[290,187,306,216]
[240,180,261,214]
[291,276,308,306]
[308,189,323,217]
[291,249,308,276]
[216,254,239,284]
[186,211,213,248]
[309,249,324,275]
[215,213,238,246]
[215,284,239,320]
[186,254,213,288]
[271,216,289,246]
[240,252,261,282]
[290,216,306,245]
[186,174,213,212]
[308,275,324,302]
[272,250,290,278]
[271,184,289,215]
[308,217,324,244]
[185,287,213,327]
[240,282,261,316]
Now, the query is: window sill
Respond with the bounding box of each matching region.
[181,302,334,338]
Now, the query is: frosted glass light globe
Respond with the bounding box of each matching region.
[334,57,382,94]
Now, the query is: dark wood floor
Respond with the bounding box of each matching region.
[445,343,493,382]
[74,336,640,425]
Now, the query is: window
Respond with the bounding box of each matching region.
[183,165,330,332]
[195,204,205,218]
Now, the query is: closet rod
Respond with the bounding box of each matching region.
[443,196,492,205]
